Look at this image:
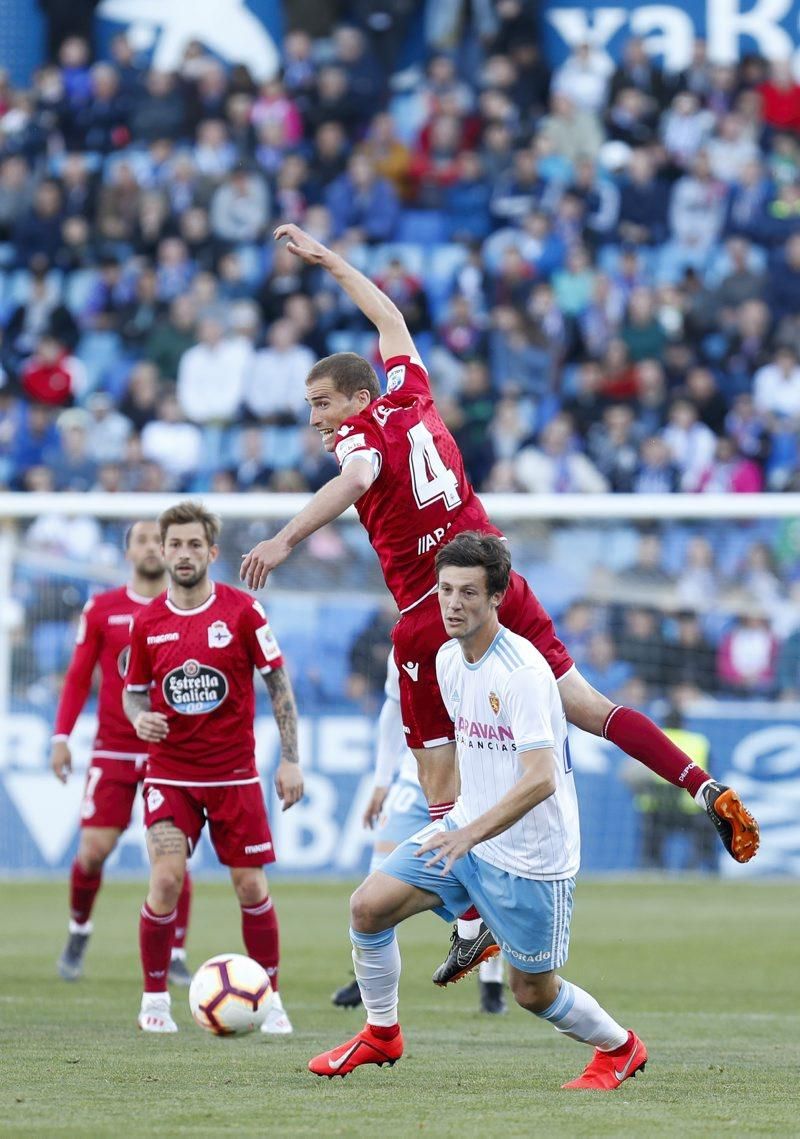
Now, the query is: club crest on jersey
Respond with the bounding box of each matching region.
[386,364,406,391]
[208,620,233,648]
[162,659,229,715]
[146,786,165,812]
[489,691,501,715]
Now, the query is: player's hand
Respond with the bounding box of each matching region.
[240,536,291,591]
[415,825,476,876]
[51,740,72,783]
[362,785,389,829]
[134,711,169,743]
[274,223,334,268]
[275,761,304,811]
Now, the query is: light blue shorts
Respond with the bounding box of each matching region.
[379,819,575,973]
[375,778,429,847]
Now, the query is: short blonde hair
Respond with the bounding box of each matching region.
[159,501,221,547]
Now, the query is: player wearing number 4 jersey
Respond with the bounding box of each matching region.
[240,224,759,975]
[125,502,304,1035]
[52,521,193,987]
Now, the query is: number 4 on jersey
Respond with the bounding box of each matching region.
[408,422,462,510]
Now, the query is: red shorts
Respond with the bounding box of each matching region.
[393,569,573,750]
[80,757,147,830]
[142,779,276,868]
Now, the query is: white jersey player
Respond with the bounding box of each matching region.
[332,653,506,1013]
[309,533,647,1091]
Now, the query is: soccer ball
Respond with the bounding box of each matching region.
[189,953,273,1035]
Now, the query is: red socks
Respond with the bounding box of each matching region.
[173,872,192,951]
[603,707,709,797]
[69,861,102,925]
[428,801,453,821]
[241,896,280,991]
[139,901,177,992]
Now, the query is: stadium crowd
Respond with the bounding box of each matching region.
[2,0,800,709]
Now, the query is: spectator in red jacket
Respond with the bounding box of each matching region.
[20,334,86,406]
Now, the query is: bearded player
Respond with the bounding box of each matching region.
[53,521,193,986]
[241,224,759,982]
[125,501,303,1034]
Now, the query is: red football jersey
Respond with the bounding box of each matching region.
[126,583,284,784]
[54,585,153,757]
[334,354,502,611]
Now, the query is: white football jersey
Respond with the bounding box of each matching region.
[436,627,580,880]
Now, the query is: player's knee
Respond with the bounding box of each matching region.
[233,873,267,908]
[78,833,115,873]
[349,883,389,934]
[149,865,183,908]
[508,971,557,1014]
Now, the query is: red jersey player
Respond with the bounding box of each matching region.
[124,501,303,1034]
[52,520,193,986]
[240,223,759,981]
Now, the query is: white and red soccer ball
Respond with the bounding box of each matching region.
[189,953,273,1035]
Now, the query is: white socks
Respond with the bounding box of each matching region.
[349,927,401,1027]
[537,979,628,1051]
[457,917,482,939]
[69,919,92,936]
[478,955,504,983]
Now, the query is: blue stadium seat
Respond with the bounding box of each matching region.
[395,210,447,245]
[63,269,99,315]
[263,427,302,470]
[75,331,123,394]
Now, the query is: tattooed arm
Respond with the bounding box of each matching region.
[123,689,169,743]
[263,665,303,810]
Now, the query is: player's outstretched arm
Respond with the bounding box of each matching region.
[263,666,303,811]
[274,222,418,361]
[240,457,374,590]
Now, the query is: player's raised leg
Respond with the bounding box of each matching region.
[508,968,647,1091]
[58,825,122,981]
[558,671,760,863]
[138,819,186,1033]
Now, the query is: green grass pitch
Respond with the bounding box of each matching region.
[1,878,797,1138]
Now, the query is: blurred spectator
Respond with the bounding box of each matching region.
[615,606,667,688]
[552,42,612,115]
[374,258,430,333]
[717,614,778,696]
[618,532,674,592]
[581,631,633,700]
[753,346,800,421]
[325,152,400,243]
[84,391,132,463]
[5,256,78,363]
[0,156,33,240]
[633,436,681,494]
[130,72,187,143]
[13,180,64,266]
[176,316,247,425]
[776,626,800,700]
[514,414,609,494]
[587,404,642,492]
[243,318,315,423]
[697,437,764,493]
[20,333,86,406]
[662,610,718,694]
[140,392,203,485]
[210,167,270,244]
[144,295,197,381]
[50,407,97,490]
[675,536,719,611]
[617,148,670,245]
[346,603,396,712]
[661,398,717,491]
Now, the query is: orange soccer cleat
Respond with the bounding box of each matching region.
[701,782,760,863]
[308,1023,404,1079]
[562,1030,647,1091]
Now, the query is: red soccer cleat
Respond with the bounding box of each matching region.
[562,1030,647,1091]
[308,1023,404,1079]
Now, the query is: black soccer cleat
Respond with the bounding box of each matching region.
[57,931,91,981]
[331,977,363,1008]
[168,955,193,987]
[479,980,508,1015]
[432,921,500,986]
[701,781,760,863]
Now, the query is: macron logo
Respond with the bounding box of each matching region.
[147,632,179,645]
[402,661,419,682]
